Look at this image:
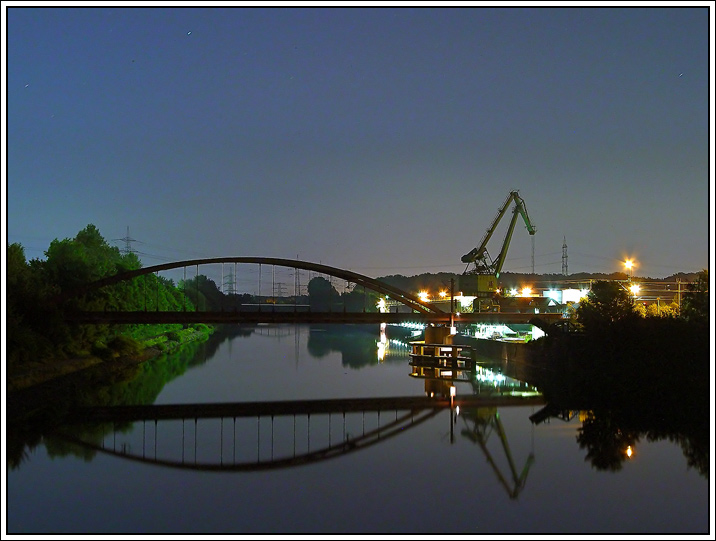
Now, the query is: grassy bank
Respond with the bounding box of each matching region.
[7,324,214,392]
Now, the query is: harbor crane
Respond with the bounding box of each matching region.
[459,190,536,307]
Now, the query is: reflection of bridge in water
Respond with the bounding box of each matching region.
[62,394,544,473]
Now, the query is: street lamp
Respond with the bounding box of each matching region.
[624,259,634,279]
[629,284,640,297]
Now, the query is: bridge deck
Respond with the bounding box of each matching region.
[66,310,564,325]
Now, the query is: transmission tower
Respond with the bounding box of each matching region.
[274,282,286,298]
[114,226,138,256]
[223,265,236,295]
[561,236,568,276]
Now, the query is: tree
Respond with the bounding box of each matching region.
[341,285,380,312]
[307,277,339,311]
[576,280,637,331]
[43,224,126,292]
[681,269,708,322]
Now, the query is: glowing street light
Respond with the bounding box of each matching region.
[624,259,635,279]
[439,290,447,298]
[629,284,641,297]
[418,291,429,302]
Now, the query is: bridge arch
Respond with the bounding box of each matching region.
[57,405,442,472]
[61,257,444,315]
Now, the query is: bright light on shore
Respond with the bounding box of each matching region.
[418,291,429,302]
[629,284,640,296]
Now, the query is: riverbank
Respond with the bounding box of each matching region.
[7,325,214,393]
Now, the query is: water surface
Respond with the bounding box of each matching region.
[6,325,710,534]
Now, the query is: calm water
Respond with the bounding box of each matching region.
[6,325,711,534]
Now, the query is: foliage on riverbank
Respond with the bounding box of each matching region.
[6,225,224,390]
[7,225,200,368]
[529,276,709,477]
[7,323,214,392]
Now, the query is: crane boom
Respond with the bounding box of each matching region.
[461,191,516,266]
[459,190,536,303]
[492,193,536,277]
[461,190,536,277]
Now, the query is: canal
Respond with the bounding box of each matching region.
[6,324,710,534]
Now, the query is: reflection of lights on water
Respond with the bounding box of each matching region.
[626,446,633,458]
[475,366,506,385]
[377,323,387,361]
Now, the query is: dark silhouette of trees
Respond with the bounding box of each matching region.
[307,276,339,311]
[681,269,708,322]
[532,278,710,478]
[576,280,636,329]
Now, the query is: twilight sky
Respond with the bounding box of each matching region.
[4,5,713,280]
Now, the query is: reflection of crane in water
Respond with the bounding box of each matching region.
[409,337,538,500]
[459,406,535,500]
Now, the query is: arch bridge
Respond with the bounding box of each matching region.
[61,257,561,325]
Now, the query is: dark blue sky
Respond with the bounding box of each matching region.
[5,6,712,279]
